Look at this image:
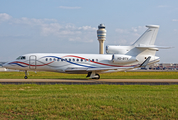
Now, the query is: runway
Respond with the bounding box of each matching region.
[0,79,178,85]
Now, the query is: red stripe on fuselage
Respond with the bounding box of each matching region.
[62,55,136,67]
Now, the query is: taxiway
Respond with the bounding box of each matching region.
[0,79,178,85]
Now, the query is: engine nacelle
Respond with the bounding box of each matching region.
[112,54,138,64]
[106,45,132,54]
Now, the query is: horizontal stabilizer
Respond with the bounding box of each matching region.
[136,44,172,49]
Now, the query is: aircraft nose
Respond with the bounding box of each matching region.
[2,62,8,68]
[2,62,11,69]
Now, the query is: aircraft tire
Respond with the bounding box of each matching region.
[96,74,100,79]
[92,74,100,79]
[24,76,28,79]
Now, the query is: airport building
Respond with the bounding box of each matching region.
[147,63,178,70]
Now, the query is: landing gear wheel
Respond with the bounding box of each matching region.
[91,74,100,79]
[96,74,100,79]
[24,70,28,79]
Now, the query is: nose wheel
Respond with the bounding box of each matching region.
[24,70,28,79]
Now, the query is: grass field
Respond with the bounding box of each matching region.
[0,84,177,119]
[0,71,178,79]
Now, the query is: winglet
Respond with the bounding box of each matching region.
[139,56,151,67]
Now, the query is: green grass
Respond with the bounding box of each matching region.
[0,84,177,119]
[0,71,178,79]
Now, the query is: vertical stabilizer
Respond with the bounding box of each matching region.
[133,25,159,46]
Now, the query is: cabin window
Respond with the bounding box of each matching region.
[65,58,67,61]
[69,58,71,62]
[73,58,75,62]
[50,58,52,61]
[46,58,48,61]
[96,59,98,62]
[92,59,94,62]
[81,59,83,62]
[118,57,121,60]
[57,58,60,61]
[77,59,79,62]
[54,58,56,61]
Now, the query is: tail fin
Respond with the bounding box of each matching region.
[132,25,159,46]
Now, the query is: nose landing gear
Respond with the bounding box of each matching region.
[24,70,28,79]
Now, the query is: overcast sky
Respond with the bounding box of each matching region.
[0,0,178,63]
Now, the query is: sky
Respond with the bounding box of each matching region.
[0,0,178,63]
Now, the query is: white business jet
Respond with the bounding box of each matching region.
[3,25,170,79]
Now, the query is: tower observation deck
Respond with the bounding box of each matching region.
[97,24,106,54]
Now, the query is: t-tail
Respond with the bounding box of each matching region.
[132,25,159,46]
[106,25,171,65]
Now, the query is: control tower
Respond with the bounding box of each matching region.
[97,24,106,54]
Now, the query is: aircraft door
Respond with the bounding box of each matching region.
[29,55,37,69]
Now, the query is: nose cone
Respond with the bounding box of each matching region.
[2,62,9,68]
[2,62,16,70]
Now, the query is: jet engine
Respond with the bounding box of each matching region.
[106,45,131,54]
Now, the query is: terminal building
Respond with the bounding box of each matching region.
[146,63,178,70]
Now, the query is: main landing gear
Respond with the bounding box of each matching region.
[86,72,100,79]
[24,70,28,79]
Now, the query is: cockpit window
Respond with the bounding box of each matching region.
[16,56,21,60]
[16,56,26,60]
[21,56,26,60]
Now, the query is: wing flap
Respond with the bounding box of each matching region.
[87,67,134,71]
[65,67,88,72]
[65,66,137,73]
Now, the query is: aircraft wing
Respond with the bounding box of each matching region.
[65,56,151,73]
[65,66,135,73]
[86,67,134,72]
